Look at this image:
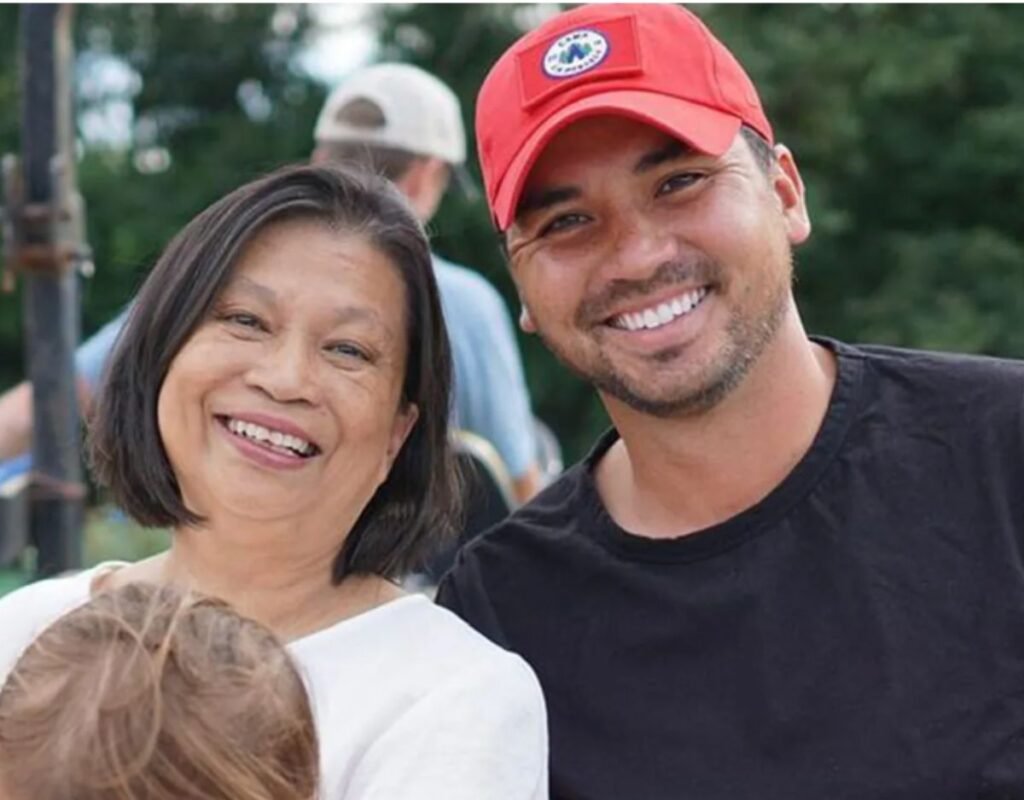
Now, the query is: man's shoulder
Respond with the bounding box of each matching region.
[439,463,592,599]
[844,340,1024,406]
[480,463,589,547]
[850,340,1024,376]
[451,430,617,571]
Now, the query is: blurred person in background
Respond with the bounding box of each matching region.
[0,163,548,800]
[312,63,543,504]
[0,315,121,463]
[0,62,543,506]
[0,582,320,800]
[438,4,1024,798]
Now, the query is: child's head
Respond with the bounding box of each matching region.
[0,582,318,800]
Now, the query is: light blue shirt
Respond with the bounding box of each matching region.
[72,256,537,478]
[433,255,536,479]
[74,308,129,389]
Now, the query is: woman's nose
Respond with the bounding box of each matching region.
[244,335,319,405]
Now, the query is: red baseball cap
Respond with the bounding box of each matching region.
[476,4,773,231]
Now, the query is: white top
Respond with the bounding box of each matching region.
[0,565,549,800]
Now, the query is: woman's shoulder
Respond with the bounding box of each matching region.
[295,594,548,799]
[295,593,536,674]
[404,597,545,699]
[291,592,545,713]
[0,566,103,683]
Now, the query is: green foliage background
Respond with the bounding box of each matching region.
[2,4,1023,465]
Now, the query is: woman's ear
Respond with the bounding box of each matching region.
[771,144,811,246]
[384,403,419,476]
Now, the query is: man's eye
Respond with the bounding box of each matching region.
[656,172,704,196]
[539,212,589,237]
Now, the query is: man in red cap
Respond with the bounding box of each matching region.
[437,4,1024,798]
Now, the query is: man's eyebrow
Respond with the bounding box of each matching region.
[513,140,695,223]
[514,186,581,221]
[634,140,694,173]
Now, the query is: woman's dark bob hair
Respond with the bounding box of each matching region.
[89,163,458,583]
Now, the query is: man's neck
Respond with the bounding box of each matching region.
[594,316,837,539]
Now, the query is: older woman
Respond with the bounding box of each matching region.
[0,164,548,799]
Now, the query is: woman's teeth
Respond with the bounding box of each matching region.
[226,418,315,456]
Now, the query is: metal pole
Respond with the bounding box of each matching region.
[19,4,84,577]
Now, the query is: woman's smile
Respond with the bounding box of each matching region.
[216,413,320,471]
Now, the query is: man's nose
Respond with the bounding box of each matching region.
[605,211,678,283]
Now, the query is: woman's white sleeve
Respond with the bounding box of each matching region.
[342,653,549,800]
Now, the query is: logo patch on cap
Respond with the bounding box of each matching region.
[543,29,609,79]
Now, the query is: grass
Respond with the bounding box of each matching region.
[0,507,170,597]
[83,509,171,565]
[0,568,27,595]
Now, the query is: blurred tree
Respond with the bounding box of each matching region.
[1,4,323,385]
[699,4,1024,356]
[0,5,25,384]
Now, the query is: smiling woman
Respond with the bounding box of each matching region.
[0,164,548,800]
[153,220,424,581]
[95,165,454,585]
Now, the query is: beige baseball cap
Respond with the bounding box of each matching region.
[314,62,467,166]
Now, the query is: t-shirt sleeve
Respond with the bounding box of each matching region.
[74,307,130,389]
[434,569,462,615]
[341,653,549,800]
[434,552,511,650]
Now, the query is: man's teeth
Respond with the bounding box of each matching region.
[613,287,709,332]
[226,419,314,456]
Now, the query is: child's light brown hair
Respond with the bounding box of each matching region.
[0,582,319,800]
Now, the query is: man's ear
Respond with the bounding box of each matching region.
[772,144,811,246]
[396,158,448,221]
[423,157,451,194]
[395,158,428,198]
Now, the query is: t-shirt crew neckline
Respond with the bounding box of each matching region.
[579,337,865,563]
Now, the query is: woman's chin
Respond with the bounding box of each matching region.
[184,484,317,526]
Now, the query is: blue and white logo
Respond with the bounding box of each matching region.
[543,29,609,79]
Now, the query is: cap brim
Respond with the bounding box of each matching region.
[492,90,743,230]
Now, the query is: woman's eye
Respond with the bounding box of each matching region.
[657,172,704,196]
[327,342,371,362]
[539,212,589,237]
[223,312,266,331]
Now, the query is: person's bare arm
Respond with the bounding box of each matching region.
[512,463,543,505]
[0,379,94,462]
[0,382,33,462]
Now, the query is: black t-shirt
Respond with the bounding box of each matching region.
[436,339,1024,799]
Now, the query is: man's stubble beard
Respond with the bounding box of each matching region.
[533,251,794,419]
